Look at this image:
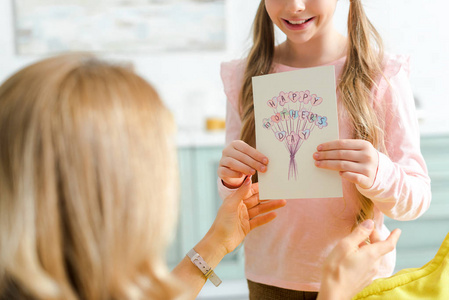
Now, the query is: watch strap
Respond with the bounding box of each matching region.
[187,248,222,287]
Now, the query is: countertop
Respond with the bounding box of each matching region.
[176,127,448,148]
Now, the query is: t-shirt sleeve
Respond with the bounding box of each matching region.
[220,59,245,144]
[357,55,432,220]
[217,59,246,199]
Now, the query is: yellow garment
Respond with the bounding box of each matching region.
[353,232,449,299]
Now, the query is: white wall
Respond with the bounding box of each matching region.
[362,0,449,134]
[1,0,448,134]
[0,0,260,132]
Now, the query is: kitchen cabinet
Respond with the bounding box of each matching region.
[168,146,245,279]
[384,134,449,271]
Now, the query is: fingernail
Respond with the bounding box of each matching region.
[263,158,268,164]
[361,219,374,230]
[260,165,266,172]
[245,177,251,185]
[317,145,323,151]
[313,152,319,159]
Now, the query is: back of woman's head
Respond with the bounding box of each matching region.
[0,53,181,299]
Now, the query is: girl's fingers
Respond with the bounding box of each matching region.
[222,141,268,173]
[314,140,378,188]
[231,140,269,166]
[313,149,366,163]
[339,171,371,188]
[217,166,243,180]
[220,156,257,176]
[230,149,267,173]
[315,159,369,175]
[218,141,268,183]
[317,139,367,151]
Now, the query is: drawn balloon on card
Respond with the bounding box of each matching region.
[262,90,328,181]
[252,66,343,200]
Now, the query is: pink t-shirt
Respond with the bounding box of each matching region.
[218,54,431,291]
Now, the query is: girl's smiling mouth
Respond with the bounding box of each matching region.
[283,17,315,30]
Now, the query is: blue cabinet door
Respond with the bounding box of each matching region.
[167,148,197,267]
[168,146,245,279]
[192,147,245,280]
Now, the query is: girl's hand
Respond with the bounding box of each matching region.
[313,139,379,189]
[218,140,269,189]
[318,220,401,300]
[210,178,286,255]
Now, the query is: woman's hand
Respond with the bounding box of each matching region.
[172,178,285,298]
[209,177,286,255]
[218,140,269,189]
[317,220,401,300]
[313,139,379,189]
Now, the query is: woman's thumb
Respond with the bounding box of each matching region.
[229,177,252,205]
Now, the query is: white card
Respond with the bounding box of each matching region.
[252,66,343,200]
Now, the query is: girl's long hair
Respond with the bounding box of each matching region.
[239,0,386,225]
[0,54,184,299]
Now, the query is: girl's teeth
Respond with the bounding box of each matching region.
[289,19,307,25]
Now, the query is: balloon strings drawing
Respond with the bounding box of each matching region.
[262,90,329,180]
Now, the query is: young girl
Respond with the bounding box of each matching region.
[217,0,431,298]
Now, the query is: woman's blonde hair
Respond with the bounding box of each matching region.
[240,0,386,225]
[0,53,183,299]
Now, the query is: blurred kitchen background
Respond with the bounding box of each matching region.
[1,1,448,299]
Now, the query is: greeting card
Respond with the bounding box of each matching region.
[252,66,343,200]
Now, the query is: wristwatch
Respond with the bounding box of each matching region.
[187,248,222,287]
